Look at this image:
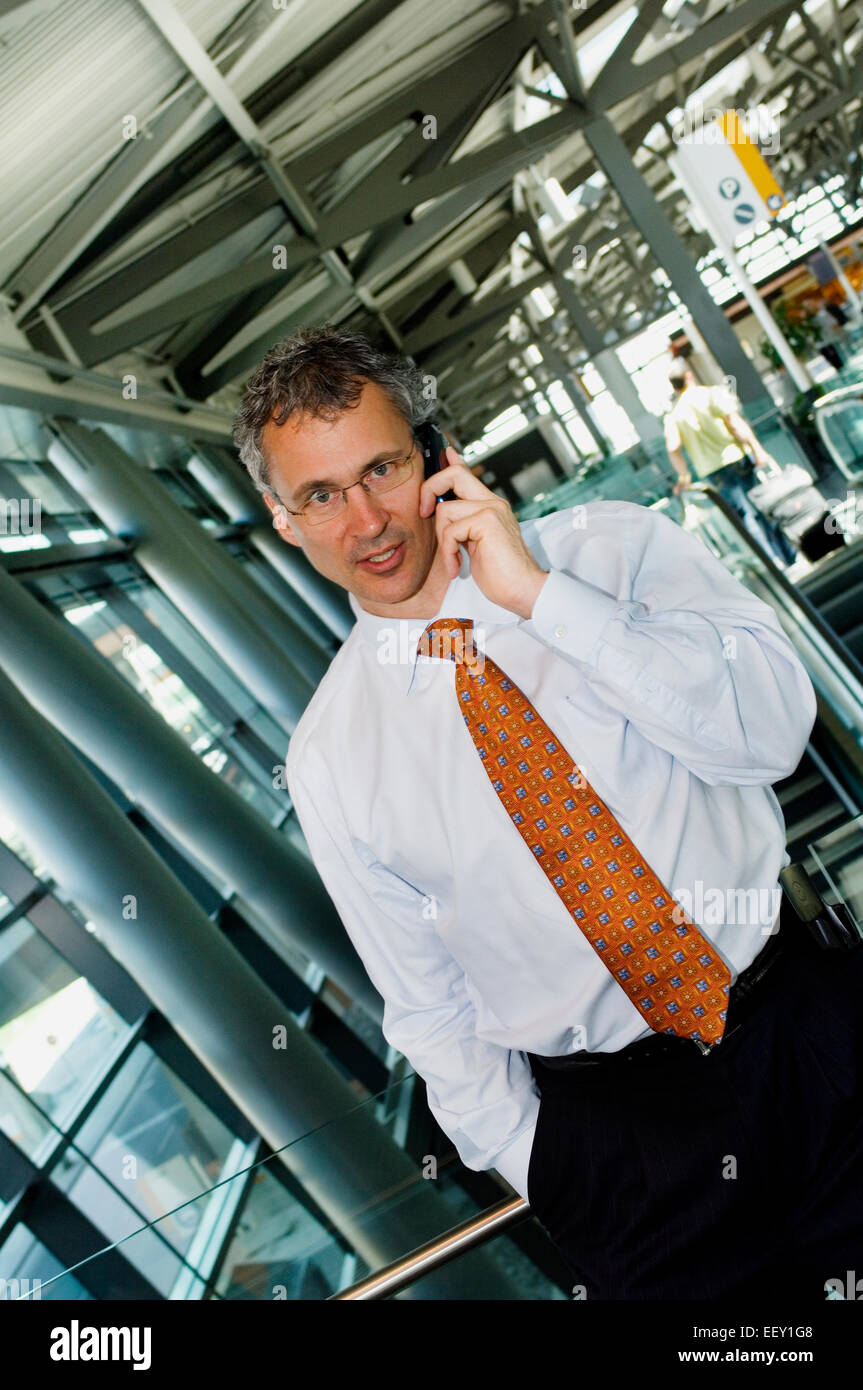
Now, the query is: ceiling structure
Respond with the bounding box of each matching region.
[2,0,863,447]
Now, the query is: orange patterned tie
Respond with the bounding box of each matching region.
[417,617,732,1049]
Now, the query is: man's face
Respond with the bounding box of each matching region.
[261,379,444,616]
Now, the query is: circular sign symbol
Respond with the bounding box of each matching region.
[719,177,741,199]
[734,202,756,223]
[766,192,783,210]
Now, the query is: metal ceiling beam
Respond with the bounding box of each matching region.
[12,0,861,436]
[6,0,348,316]
[404,267,551,356]
[188,279,353,398]
[21,10,554,368]
[8,79,211,321]
[135,0,403,348]
[0,345,233,443]
[32,106,579,368]
[591,0,803,109]
[582,112,767,402]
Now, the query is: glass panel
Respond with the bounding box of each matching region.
[0,1225,92,1300]
[62,597,281,818]
[123,585,284,751]
[38,1075,566,1301]
[0,1066,55,1162]
[50,1153,185,1297]
[406,1225,570,1301]
[51,1042,240,1289]
[0,917,129,1130]
[0,452,105,548]
[0,810,52,880]
[807,815,863,932]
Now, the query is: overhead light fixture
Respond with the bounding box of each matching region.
[573,183,604,210]
[748,50,773,86]
[673,1,708,34]
[536,176,575,226]
[530,287,556,319]
[449,259,478,295]
[649,13,676,41]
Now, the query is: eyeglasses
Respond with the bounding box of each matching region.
[274,440,417,525]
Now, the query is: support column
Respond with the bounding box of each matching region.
[188,444,354,643]
[592,347,664,444]
[47,421,325,737]
[0,666,521,1297]
[0,564,377,1016]
[582,114,770,407]
[534,330,612,456]
[536,411,579,476]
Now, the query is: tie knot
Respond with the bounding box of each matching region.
[417,617,476,664]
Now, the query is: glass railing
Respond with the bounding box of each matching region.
[807,816,863,932]
[6,1072,565,1301]
[680,484,863,731]
[515,453,672,521]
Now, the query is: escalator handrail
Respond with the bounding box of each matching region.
[328,1194,530,1300]
[682,481,863,691]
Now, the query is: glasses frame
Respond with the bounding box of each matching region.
[271,437,418,526]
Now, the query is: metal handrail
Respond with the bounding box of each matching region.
[328,1195,531,1300]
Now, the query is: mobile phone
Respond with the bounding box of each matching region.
[416,420,457,503]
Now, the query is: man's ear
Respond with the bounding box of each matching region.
[263,491,302,547]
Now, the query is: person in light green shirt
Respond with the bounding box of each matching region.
[664,364,795,565]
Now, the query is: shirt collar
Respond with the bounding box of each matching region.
[347,547,520,693]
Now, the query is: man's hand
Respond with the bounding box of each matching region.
[672,474,693,496]
[419,446,549,620]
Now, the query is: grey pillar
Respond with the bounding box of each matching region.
[0,564,377,1017]
[248,527,355,644]
[46,421,325,737]
[582,114,770,407]
[537,330,612,455]
[536,413,578,476]
[188,445,354,644]
[592,347,664,444]
[553,273,663,443]
[561,382,610,457]
[0,666,521,1297]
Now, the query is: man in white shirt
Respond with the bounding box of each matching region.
[233,327,863,1300]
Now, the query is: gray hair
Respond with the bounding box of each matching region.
[232,326,434,495]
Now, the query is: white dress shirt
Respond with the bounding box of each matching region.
[285,501,817,1203]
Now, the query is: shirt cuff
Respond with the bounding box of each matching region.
[527,567,620,665]
[492,1113,539,1204]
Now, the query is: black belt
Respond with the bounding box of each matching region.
[530,921,787,1071]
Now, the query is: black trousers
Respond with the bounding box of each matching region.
[525,901,863,1300]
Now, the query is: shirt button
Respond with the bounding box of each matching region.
[554,624,567,639]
